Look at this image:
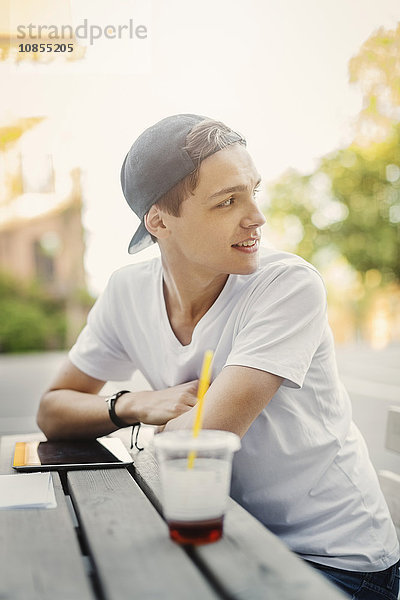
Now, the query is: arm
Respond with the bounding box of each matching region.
[164,365,282,438]
[37,359,198,441]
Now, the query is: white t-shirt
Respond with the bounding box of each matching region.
[69,248,400,571]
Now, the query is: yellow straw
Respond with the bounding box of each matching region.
[187,349,213,469]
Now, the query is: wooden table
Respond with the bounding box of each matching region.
[0,432,346,600]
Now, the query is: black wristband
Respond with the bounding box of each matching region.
[106,390,132,428]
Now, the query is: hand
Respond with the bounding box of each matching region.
[124,380,199,426]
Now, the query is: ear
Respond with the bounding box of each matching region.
[144,205,169,241]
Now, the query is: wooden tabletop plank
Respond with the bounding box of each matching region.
[68,468,220,600]
[0,436,95,600]
[132,448,347,600]
[194,501,346,600]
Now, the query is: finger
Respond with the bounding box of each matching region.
[182,394,197,407]
[179,404,194,414]
[187,379,199,389]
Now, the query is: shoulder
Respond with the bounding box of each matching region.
[227,248,327,322]
[106,257,161,295]
[88,257,162,326]
[258,246,320,276]
[246,246,325,295]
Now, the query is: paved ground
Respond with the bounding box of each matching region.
[0,343,399,473]
[335,343,400,473]
[0,351,151,434]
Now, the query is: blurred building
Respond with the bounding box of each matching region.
[0,118,90,346]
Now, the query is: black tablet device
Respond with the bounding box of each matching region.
[12,437,133,471]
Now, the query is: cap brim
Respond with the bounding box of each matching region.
[128,221,155,255]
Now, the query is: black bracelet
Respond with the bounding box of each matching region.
[130,423,144,452]
[105,390,132,428]
[105,390,143,451]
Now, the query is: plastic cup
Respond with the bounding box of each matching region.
[154,430,241,545]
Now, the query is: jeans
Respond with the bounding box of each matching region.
[306,559,400,599]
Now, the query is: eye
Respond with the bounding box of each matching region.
[253,185,261,198]
[217,197,235,208]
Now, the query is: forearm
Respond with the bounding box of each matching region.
[163,407,196,432]
[164,366,283,438]
[163,399,243,434]
[37,388,150,441]
[37,378,199,441]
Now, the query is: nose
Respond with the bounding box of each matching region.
[240,199,266,230]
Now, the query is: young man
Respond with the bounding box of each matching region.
[38,114,399,599]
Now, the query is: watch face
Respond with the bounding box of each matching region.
[112,390,130,401]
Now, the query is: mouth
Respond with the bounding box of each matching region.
[231,238,260,253]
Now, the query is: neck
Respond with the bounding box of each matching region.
[161,257,228,326]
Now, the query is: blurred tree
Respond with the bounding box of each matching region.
[319,131,400,281]
[266,125,400,283]
[349,22,400,142]
[0,271,67,352]
[266,22,400,284]
[266,22,400,342]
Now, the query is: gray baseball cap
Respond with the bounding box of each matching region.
[120,113,244,254]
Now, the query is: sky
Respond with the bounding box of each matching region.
[2,0,399,294]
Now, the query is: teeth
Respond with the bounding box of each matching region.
[236,239,257,247]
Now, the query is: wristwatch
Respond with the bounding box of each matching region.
[105,390,131,428]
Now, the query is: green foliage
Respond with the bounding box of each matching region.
[0,271,67,353]
[72,286,96,309]
[267,121,400,284]
[266,22,400,342]
[319,130,400,280]
[0,300,50,352]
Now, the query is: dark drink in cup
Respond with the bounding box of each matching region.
[154,431,240,546]
[168,515,224,545]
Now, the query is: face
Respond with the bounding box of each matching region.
[159,143,266,277]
